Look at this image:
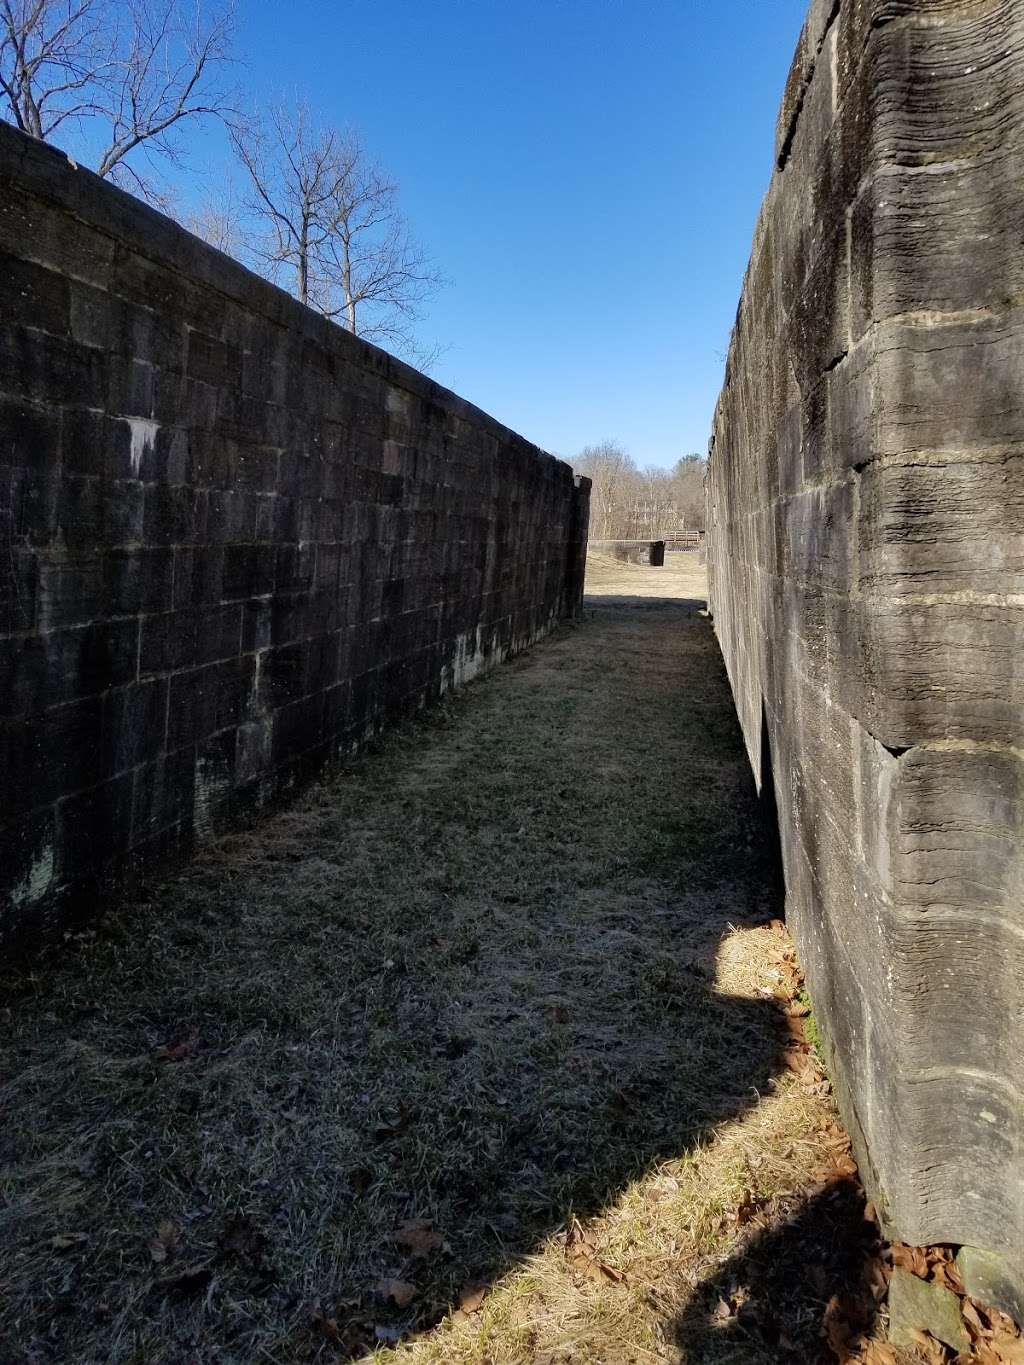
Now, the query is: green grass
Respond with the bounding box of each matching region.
[795,984,825,1064]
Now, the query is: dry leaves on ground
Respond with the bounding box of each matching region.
[378,1278,418,1308]
[394,1218,445,1258]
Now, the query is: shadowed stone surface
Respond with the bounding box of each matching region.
[0,122,589,953]
[707,0,1024,1313]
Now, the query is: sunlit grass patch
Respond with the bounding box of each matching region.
[378,923,851,1364]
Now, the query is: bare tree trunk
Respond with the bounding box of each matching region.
[341,233,356,332]
[229,106,444,363]
[298,222,309,306]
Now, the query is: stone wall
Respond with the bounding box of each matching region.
[587,540,664,566]
[0,122,589,953]
[707,0,1023,1316]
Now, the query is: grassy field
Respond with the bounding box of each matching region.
[0,554,875,1363]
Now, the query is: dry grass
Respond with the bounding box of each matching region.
[0,555,869,1364]
[581,552,708,604]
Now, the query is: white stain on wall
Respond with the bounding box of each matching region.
[127,418,160,477]
[10,842,55,908]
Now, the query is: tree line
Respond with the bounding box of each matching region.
[574,442,707,541]
[0,0,444,365]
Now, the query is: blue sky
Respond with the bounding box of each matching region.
[174,3,811,467]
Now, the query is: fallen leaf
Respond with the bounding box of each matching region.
[729,1191,758,1225]
[565,1218,594,1257]
[50,1232,88,1250]
[990,1309,1021,1338]
[860,1343,898,1364]
[313,1312,344,1347]
[459,1283,487,1313]
[712,1296,734,1322]
[375,1103,414,1141]
[149,1220,178,1264]
[349,1166,374,1194]
[155,1037,197,1062]
[961,1298,986,1339]
[394,1218,443,1257]
[545,1005,569,1025]
[159,1262,212,1297]
[782,1045,821,1084]
[823,1292,870,1361]
[890,1243,929,1279]
[867,1258,889,1300]
[374,1324,402,1344]
[910,1329,947,1365]
[377,1278,417,1308]
[973,1346,1004,1365]
[219,1214,265,1264]
[931,1258,964,1294]
[596,1260,625,1284]
[991,1327,1024,1364]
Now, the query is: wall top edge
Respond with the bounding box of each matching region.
[0,119,579,484]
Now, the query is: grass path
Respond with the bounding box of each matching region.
[1,556,870,1364]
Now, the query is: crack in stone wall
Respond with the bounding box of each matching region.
[707,0,1024,1319]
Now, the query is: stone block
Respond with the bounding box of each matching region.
[956,1247,1024,1325]
[99,678,168,777]
[888,1268,969,1353]
[172,546,224,608]
[166,657,255,751]
[0,324,107,408]
[143,484,209,544]
[140,604,242,675]
[103,548,174,616]
[0,251,70,336]
[222,543,276,599]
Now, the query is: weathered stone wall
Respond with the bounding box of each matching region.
[588,540,664,566]
[708,0,1023,1316]
[0,122,589,952]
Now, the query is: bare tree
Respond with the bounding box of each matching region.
[574,444,708,540]
[669,454,707,532]
[184,177,243,254]
[0,0,234,201]
[229,102,445,366]
[574,441,637,539]
[227,104,345,311]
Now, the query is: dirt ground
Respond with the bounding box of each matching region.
[0,552,879,1364]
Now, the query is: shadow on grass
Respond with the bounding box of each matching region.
[673,1182,881,1363]
[582,594,709,612]
[2,596,803,1363]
